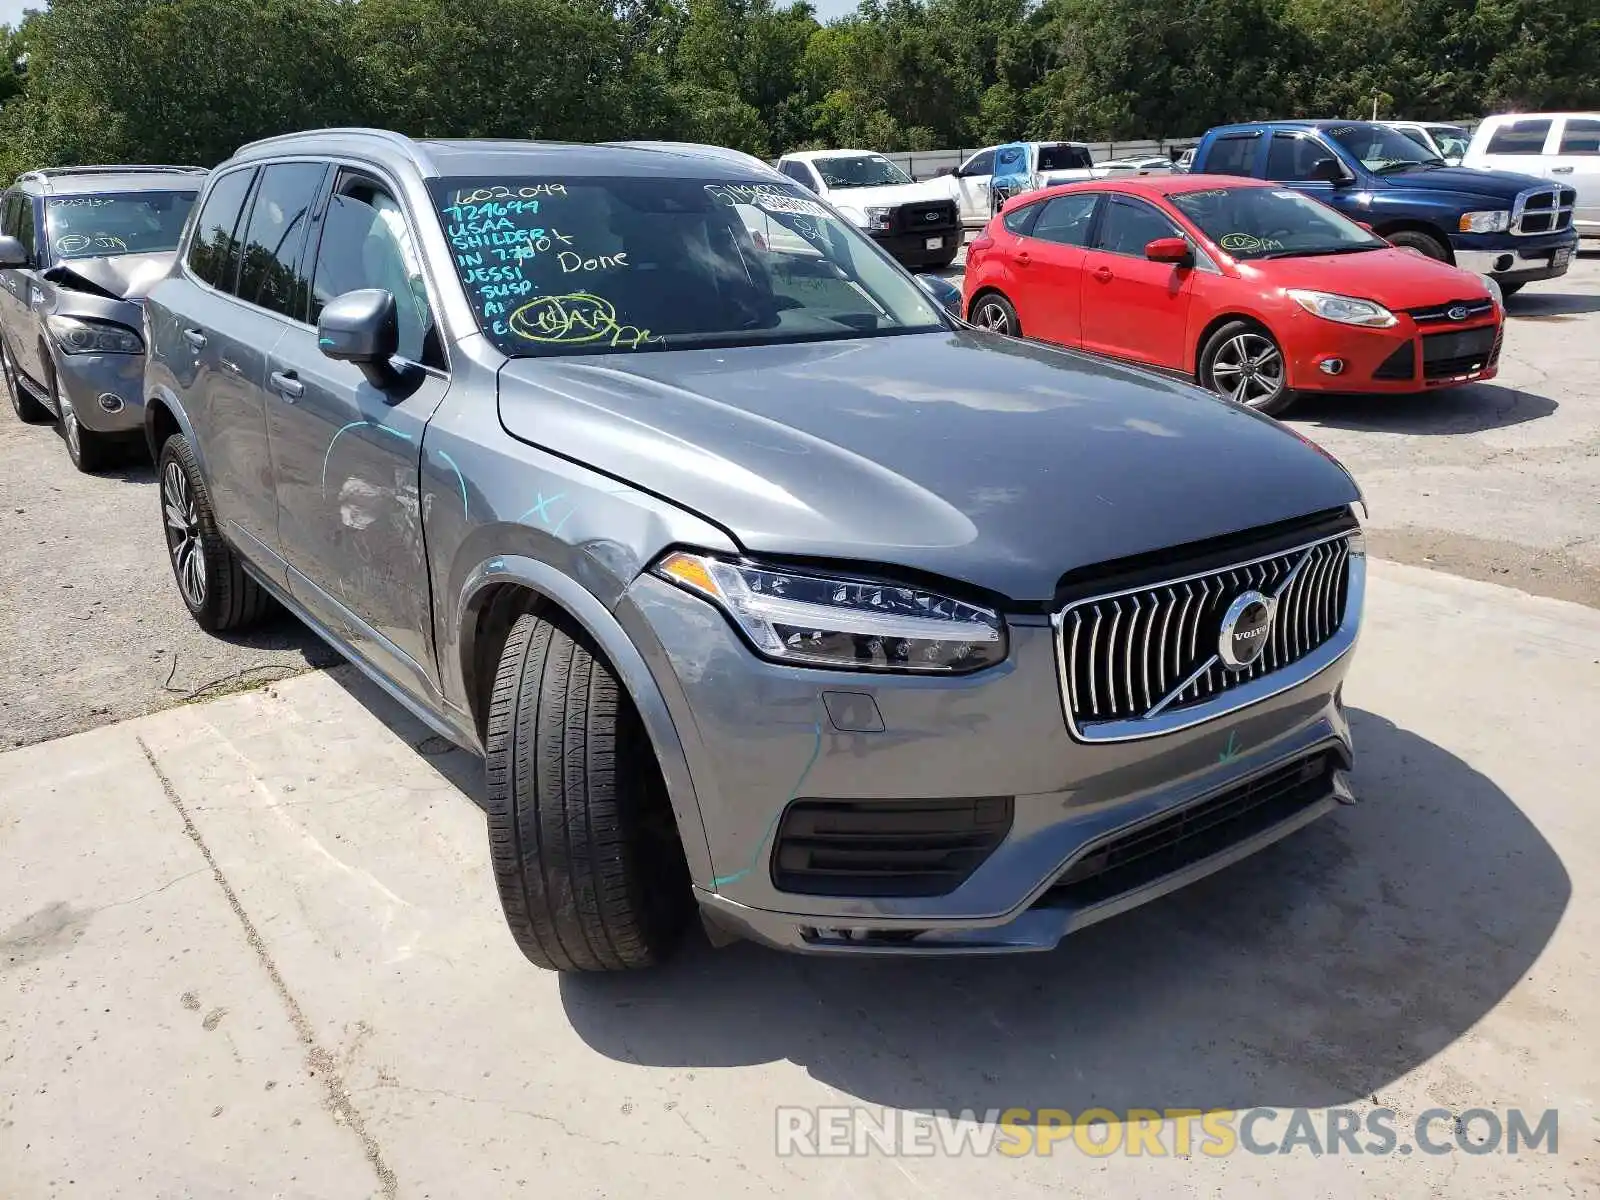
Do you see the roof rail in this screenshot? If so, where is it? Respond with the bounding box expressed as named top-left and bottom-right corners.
top-left (233, 127), bottom-right (425, 166)
top-left (16, 165), bottom-right (208, 182)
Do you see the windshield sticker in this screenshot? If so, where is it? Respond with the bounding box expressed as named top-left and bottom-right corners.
top-left (508, 293), bottom-right (659, 350)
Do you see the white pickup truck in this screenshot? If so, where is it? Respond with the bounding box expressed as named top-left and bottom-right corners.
top-left (773, 149), bottom-right (962, 267)
top-left (1463, 113), bottom-right (1600, 239)
top-left (921, 141), bottom-right (1099, 226)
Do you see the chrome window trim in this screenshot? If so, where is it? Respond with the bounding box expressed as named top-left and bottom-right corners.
top-left (1051, 530), bottom-right (1364, 744)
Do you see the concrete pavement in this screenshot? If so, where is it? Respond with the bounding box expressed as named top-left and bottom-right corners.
top-left (3, 559), bottom-right (1597, 1197)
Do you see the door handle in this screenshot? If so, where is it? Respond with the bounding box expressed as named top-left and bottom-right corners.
top-left (182, 328), bottom-right (207, 350)
top-left (1551, 166), bottom-right (1574, 174)
top-left (1093, 266), bottom-right (1114, 283)
top-left (1015, 251), bottom-right (1031, 266)
top-left (219, 357), bottom-right (243, 376)
top-left (269, 370), bottom-right (304, 401)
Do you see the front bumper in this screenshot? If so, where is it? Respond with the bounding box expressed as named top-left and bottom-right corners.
top-left (50, 347), bottom-right (146, 434)
top-left (616, 557), bottom-right (1362, 956)
top-left (871, 228), bottom-right (961, 265)
top-left (1284, 308), bottom-right (1502, 394)
top-left (1452, 229), bottom-right (1578, 284)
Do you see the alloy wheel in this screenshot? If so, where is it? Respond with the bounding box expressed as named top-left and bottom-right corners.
top-left (1209, 332), bottom-right (1285, 409)
top-left (61, 395), bottom-right (82, 461)
top-left (974, 301), bottom-right (1012, 334)
top-left (162, 460), bottom-right (206, 608)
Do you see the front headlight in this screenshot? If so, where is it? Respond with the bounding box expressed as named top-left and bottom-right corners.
top-left (654, 551), bottom-right (1006, 674)
top-left (862, 205), bottom-right (894, 232)
top-left (1478, 272), bottom-right (1504, 312)
top-left (1459, 210), bottom-right (1510, 234)
top-left (46, 315), bottom-right (143, 355)
top-left (836, 205), bottom-right (868, 227)
top-left (1287, 289), bottom-right (1397, 328)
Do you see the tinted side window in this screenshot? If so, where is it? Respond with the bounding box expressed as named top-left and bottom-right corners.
top-left (1094, 196), bottom-right (1180, 256)
top-left (11, 194), bottom-right (36, 260)
top-left (780, 161), bottom-right (817, 192)
top-left (1030, 193), bottom-right (1098, 246)
top-left (187, 168), bottom-right (256, 292)
top-left (1266, 133), bottom-right (1325, 181)
top-left (1206, 135), bottom-right (1260, 177)
top-left (1558, 119), bottom-right (1600, 155)
top-left (310, 174), bottom-right (442, 368)
top-left (1001, 201), bottom-right (1039, 235)
top-left (236, 162), bottom-right (325, 320)
top-left (963, 149), bottom-right (995, 176)
top-left (1485, 120), bottom-right (1552, 155)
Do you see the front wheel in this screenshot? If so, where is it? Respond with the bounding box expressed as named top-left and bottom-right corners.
top-left (1385, 229), bottom-right (1450, 262)
top-left (1498, 281), bottom-right (1525, 297)
top-left (969, 292), bottom-right (1020, 337)
top-left (1199, 321), bottom-right (1296, 416)
top-left (484, 612), bottom-right (693, 972)
top-left (2, 341), bottom-right (49, 423)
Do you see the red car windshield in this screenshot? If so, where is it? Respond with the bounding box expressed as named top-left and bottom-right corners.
top-left (1170, 187), bottom-right (1388, 260)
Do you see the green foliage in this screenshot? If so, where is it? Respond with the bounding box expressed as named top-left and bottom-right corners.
top-left (0, 0), bottom-right (1592, 178)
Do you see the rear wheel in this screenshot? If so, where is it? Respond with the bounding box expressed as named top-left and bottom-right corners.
top-left (484, 611), bottom-right (693, 972)
top-left (1199, 320), bottom-right (1296, 416)
top-left (157, 434), bottom-right (273, 631)
top-left (1385, 229), bottom-right (1450, 262)
top-left (1498, 281), bottom-right (1525, 297)
top-left (970, 292), bottom-right (1020, 337)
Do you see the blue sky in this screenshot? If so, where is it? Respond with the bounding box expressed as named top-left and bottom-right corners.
top-left (0, 0), bottom-right (863, 28)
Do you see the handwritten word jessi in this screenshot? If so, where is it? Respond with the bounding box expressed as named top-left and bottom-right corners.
top-left (505, 293), bottom-right (656, 350)
top-left (451, 184), bottom-right (568, 206)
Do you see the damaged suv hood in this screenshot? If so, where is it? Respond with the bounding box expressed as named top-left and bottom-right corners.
top-left (497, 332), bottom-right (1361, 602)
top-left (45, 252), bottom-right (175, 301)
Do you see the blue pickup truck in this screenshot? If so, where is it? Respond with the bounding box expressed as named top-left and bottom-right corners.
top-left (1190, 120), bottom-right (1579, 293)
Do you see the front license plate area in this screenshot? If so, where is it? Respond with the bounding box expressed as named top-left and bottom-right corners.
top-left (925, 237), bottom-right (944, 250)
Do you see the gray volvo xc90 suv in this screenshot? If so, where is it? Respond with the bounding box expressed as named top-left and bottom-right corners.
top-left (143, 129), bottom-right (1366, 971)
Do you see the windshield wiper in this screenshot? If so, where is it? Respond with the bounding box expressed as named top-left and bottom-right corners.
top-left (1257, 244), bottom-right (1382, 259)
top-left (1370, 160), bottom-right (1436, 174)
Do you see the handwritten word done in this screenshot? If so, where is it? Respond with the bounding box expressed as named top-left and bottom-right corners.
top-left (559, 250), bottom-right (628, 274)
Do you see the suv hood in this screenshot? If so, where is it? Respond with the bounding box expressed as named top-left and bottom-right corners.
top-left (497, 333), bottom-right (1360, 602)
top-left (43, 251), bottom-right (175, 301)
top-left (1378, 164), bottom-right (1548, 201)
top-left (824, 180), bottom-right (952, 210)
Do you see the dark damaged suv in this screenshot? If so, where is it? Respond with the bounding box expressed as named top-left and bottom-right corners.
top-left (143, 129), bottom-right (1367, 972)
top-left (0, 166), bottom-right (204, 470)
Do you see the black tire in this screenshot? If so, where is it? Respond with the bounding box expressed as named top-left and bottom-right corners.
top-left (1, 339), bottom-right (49, 423)
top-left (1199, 319), bottom-right (1296, 416)
top-left (484, 611), bottom-right (692, 972)
top-left (927, 249), bottom-right (959, 271)
top-left (1385, 229), bottom-right (1450, 262)
top-left (1499, 281), bottom-right (1525, 297)
top-left (44, 356), bottom-right (119, 473)
top-left (157, 433), bottom-right (273, 632)
top-left (969, 291), bottom-right (1020, 337)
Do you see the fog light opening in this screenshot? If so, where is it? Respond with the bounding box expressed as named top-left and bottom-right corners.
top-left (96, 393), bottom-right (124, 413)
top-left (1493, 254), bottom-right (1514, 273)
top-left (1318, 358), bottom-right (1345, 376)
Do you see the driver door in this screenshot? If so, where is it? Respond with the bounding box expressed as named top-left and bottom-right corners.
top-left (955, 149), bottom-right (995, 225)
top-left (1078, 194), bottom-right (1195, 369)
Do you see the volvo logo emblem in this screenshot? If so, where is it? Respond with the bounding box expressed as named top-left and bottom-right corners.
top-left (1447, 305), bottom-right (1469, 321)
top-left (1218, 590), bottom-right (1276, 671)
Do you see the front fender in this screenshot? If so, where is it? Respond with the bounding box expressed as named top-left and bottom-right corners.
top-left (454, 552), bottom-right (717, 888)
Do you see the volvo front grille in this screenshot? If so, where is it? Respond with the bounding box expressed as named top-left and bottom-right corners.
top-left (1053, 530), bottom-right (1364, 742)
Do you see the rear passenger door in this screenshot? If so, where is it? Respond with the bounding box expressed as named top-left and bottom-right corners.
top-left (1546, 116), bottom-right (1600, 231)
top-left (268, 167), bottom-right (450, 704)
top-left (162, 165), bottom-right (295, 577)
top-left (2, 192), bottom-right (47, 387)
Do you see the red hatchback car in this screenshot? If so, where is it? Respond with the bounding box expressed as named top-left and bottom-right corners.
top-left (962, 175), bottom-right (1504, 415)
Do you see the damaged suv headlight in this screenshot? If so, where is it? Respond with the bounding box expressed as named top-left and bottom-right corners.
top-left (654, 551), bottom-right (1006, 673)
top-left (46, 315), bottom-right (143, 355)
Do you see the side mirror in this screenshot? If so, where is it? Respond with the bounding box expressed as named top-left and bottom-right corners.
top-left (1310, 157), bottom-right (1351, 185)
top-left (1355, 221), bottom-right (1374, 232)
top-left (935, 166), bottom-right (956, 178)
top-left (914, 272), bottom-right (962, 317)
top-left (1145, 236), bottom-right (1193, 265)
top-left (318, 288), bottom-right (399, 389)
top-left (0, 234), bottom-right (28, 268)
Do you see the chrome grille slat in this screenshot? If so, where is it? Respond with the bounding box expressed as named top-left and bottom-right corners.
top-left (1057, 530), bottom-right (1357, 733)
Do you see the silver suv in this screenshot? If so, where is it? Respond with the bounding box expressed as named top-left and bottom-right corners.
top-left (0, 166), bottom-right (204, 470)
top-left (144, 129), bottom-right (1366, 972)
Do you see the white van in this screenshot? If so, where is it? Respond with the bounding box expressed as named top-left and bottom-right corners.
top-left (1463, 113), bottom-right (1600, 237)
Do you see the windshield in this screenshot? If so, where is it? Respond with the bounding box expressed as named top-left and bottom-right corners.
top-left (45, 191), bottom-right (198, 259)
top-left (1037, 144), bottom-right (1092, 172)
top-left (1170, 186), bottom-right (1388, 260)
top-left (1427, 125), bottom-right (1471, 159)
top-left (811, 155), bottom-right (914, 189)
top-left (430, 176), bottom-right (944, 357)
top-left (1324, 122), bottom-right (1444, 172)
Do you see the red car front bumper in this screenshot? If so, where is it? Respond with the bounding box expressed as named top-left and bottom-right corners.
top-left (1282, 308), bottom-right (1503, 395)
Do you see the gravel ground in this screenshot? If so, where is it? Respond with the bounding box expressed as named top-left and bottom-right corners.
top-left (2, 249), bottom-right (1596, 749)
